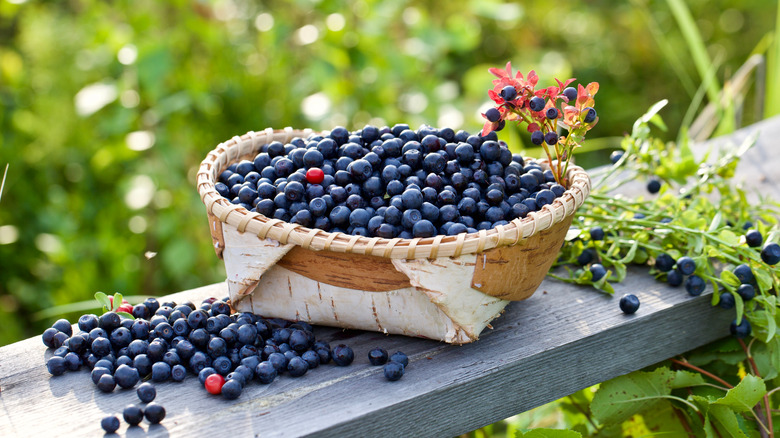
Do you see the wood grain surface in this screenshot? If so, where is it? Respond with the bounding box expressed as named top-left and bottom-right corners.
top-left (1, 116), bottom-right (779, 438)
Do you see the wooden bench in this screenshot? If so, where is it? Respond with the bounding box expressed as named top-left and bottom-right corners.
top-left (1, 116), bottom-right (779, 437)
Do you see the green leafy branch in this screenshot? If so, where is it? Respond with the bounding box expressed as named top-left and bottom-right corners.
top-left (94, 291), bottom-right (134, 320)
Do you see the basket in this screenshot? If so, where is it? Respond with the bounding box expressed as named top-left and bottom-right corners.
top-left (197, 128), bottom-right (591, 343)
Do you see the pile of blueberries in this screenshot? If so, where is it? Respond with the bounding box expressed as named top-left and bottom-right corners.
top-left (42, 297), bottom-right (409, 433)
top-left (215, 124), bottom-right (568, 238)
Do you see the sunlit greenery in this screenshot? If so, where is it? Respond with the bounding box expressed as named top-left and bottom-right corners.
top-left (0, 0), bottom-right (776, 358)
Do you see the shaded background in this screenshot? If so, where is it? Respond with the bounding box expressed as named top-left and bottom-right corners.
top-left (0, 0), bottom-right (777, 345)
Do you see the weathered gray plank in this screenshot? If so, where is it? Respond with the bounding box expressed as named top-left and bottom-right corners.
top-left (1, 116), bottom-right (779, 438)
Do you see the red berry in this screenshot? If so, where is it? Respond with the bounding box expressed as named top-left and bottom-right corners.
top-left (306, 168), bottom-right (325, 184)
top-left (205, 373), bottom-right (225, 395)
top-left (117, 305), bottom-right (133, 314)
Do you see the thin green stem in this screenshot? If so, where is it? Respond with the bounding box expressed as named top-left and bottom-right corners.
top-left (613, 395), bottom-right (700, 413)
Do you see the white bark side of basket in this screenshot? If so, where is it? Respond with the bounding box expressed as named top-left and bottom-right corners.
top-left (222, 224), bottom-right (294, 298)
top-left (230, 264), bottom-right (488, 344)
top-left (392, 257), bottom-right (510, 341)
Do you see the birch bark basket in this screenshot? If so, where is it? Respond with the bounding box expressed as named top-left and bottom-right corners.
top-left (198, 128), bottom-right (591, 344)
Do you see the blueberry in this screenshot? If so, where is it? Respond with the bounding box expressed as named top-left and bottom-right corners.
top-left (655, 253), bottom-right (675, 272)
top-left (545, 107), bottom-right (558, 119)
top-left (737, 284), bottom-right (755, 301)
top-left (46, 356), bottom-right (67, 376)
top-left (42, 327), bottom-right (60, 349)
top-left (378, 361), bottom-right (404, 382)
top-left (287, 356), bottom-right (309, 377)
top-left (544, 132), bottom-right (558, 145)
top-left (530, 130), bottom-right (544, 145)
top-left (301, 350), bottom-right (320, 369)
top-left (647, 179), bottom-right (661, 194)
top-left (221, 379), bottom-right (243, 400)
top-left (685, 275), bottom-right (706, 296)
top-left (97, 373), bottom-right (116, 392)
top-left (99, 312), bottom-right (121, 332)
top-left (485, 107), bottom-right (501, 122)
top-left (730, 318), bottom-right (751, 338)
top-left (52, 318), bottom-right (73, 336)
top-left (389, 351), bottom-right (409, 368)
top-left (267, 352), bottom-right (288, 372)
top-left (101, 415), bottom-right (120, 433)
top-left (733, 264), bottom-right (755, 285)
top-left (368, 348), bottom-right (388, 366)
top-left (256, 361), bottom-right (277, 384)
top-left (499, 85), bottom-right (517, 101)
top-left (676, 256), bottom-right (696, 276)
top-left (332, 344), bottom-right (355, 366)
top-left (562, 87), bottom-right (578, 103)
top-left (719, 292), bottom-right (735, 309)
top-left (576, 248), bottom-right (595, 266)
top-left (114, 364), bottom-right (140, 389)
top-left (136, 382), bottom-right (156, 403)
top-left (590, 264), bottom-right (607, 282)
top-left (582, 107), bottom-right (597, 123)
top-left (589, 227), bottom-right (605, 241)
top-left (741, 229), bottom-right (763, 249)
top-left (144, 402), bottom-right (166, 424)
top-left (667, 270), bottom-right (683, 287)
top-left (619, 294), bottom-right (640, 314)
top-left (213, 355), bottom-right (233, 375)
top-left (78, 314), bottom-right (99, 333)
top-left (123, 404), bottom-right (145, 426)
top-left (761, 243), bottom-right (780, 265)
top-left (529, 97), bottom-right (545, 112)
top-left (412, 219), bottom-right (435, 238)
top-left (609, 150), bottom-right (624, 164)
top-left (151, 362), bottom-right (171, 382)
top-left (91, 366), bottom-right (111, 385)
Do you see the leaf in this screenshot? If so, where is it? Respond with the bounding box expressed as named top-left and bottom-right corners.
top-left (565, 228), bottom-right (581, 241)
top-left (116, 311), bottom-right (135, 320)
top-left (708, 404), bottom-right (750, 438)
top-left (113, 292), bottom-right (123, 311)
top-left (640, 400), bottom-right (695, 437)
top-left (591, 368), bottom-right (674, 425)
top-left (750, 338), bottom-right (780, 380)
top-left (754, 268), bottom-right (773, 293)
top-left (712, 374), bottom-right (766, 412)
top-left (94, 292), bottom-right (111, 310)
top-left (708, 212), bottom-right (722, 232)
top-left (517, 429), bottom-right (582, 438)
top-left (717, 230), bottom-right (740, 247)
top-left (720, 270), bottom-right (741, 288)
top-left (670, 369), bottom-right (707, 388)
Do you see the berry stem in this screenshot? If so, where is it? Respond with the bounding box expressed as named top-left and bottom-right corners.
top-left (670, 358), bottom-right (733, 389)
top-left (738, 338), bottom-right (774, 438)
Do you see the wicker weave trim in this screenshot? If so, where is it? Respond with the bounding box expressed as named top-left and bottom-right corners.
top-left (197, 128), bottom-right (592, 260)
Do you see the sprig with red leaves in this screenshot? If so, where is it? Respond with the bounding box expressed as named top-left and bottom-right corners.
top-left (481, 62), bottom-right (599, 187)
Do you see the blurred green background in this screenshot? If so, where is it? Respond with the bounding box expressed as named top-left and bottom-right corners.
top-left (0, 0), bottom-right (777, 347)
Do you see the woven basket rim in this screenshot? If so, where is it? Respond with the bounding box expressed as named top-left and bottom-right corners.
top-left (197, 128), bottom-right (592, 259)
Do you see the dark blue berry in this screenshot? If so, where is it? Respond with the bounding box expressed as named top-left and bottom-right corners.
top-left (136, 382), bottom-right (156, 403)
top-left (733, 264), bottom-right (755, 285)
top-left (368, 348), bottom-right (388, 366)
top-left (221, 379), bottom-right (243, 400)
top-left (590, 264), bottom-right (607, 282)
top-left (114, 364), bottom-right (140, 389)
top-left (762, 243), bottom-right (780, 265)
top-left (609, 150), bottom-right (624, 164)
top-left (144, 402), bottom-right (166, 424)
top-left (576, 248), bottom-right (596, 266)
top-left (332, 344), bottom-right (354, 366)
top-left (685, 275), bottom-right (706, 296)
top-left (719, 292), bottom-right (735, 309)
top-left (737, 284), bottom-right (755, 301)
top-left (301, 350), bottom-right (320, 369)
top-left (529, 96), bottom-right (545, 112)
top-left (123, 405), bottom-right (144, 426)
top-left (730, 318), bottom-right (751, 338)
top-left (389, 351), bottom-right (409, 368)
top-left (589, 227), bottom-right (605, 241)
top-left (46, 356), bottom-right (67, 376)
top-left (530, 131), bottom-right (544, 145)
top-left (655, 253), bottom-right (675, 272)
top-left (52, 318), bottom-right (73, 336)
top-left (544, 132), bottom-right (558, 145)
top-left (583, 107), bottom-right (597, 123)
top-left (619, 294), bottom-right (640, 314)
top-left (745, 230), bottom-right (763, 248)
top-left (287, 356), bottom-right (309, 377)
top-left (151, 362), bottom-right (171, 382)
top-left (485, 107), bottom-right (501, 122)
top-left (384, 361), bottom-right (404, 381)
top-left (499, 85), bottom-right (517, 101)
top-left (676, 256), bottom-right (696, 276)
top-left (667, 270), bottom-right (683, 287)
top-left (562, 87), bottom-right (578, 103)
top-left (546, 107), bottom-right (558, 119)
top-left (647, 179), bottom-right (661, 194)
top-left (78, 314), bottom-right (99, 333)
top-left (99, 312), bottom-right (121, 332)
top-left (97, 373), bottom-right (116, 392)
top-left (101, 416), bottom-right (120, 433)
